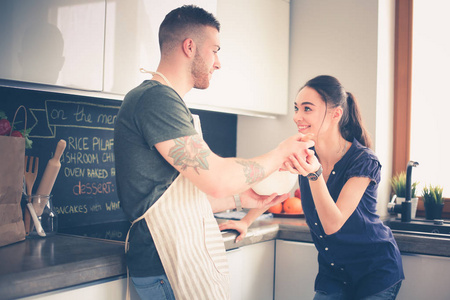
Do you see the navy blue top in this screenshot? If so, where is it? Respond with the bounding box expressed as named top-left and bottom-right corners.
top-left (299, 139), bottom-right (404, 299)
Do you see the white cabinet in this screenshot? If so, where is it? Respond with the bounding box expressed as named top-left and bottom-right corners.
top-left (22, 277), bottom-right (139, 300)
top-left (103, 0), bottom-right (217, 95)
top-left (227, 240), bottom-right (275, 300)
top-left (397, 253), bottom-right (450, 300)
top-left (103, 0), bottom-right (290, 117)
top-left (275, 240), bottom-right (318, 300)
top-left (274, 240), bottom-right (450, 300)
top-left (184, 0), bottom-right (290, 116)
top-left (0, 0), bottom-right (105, 90)
top-left (1, 0), bottom-right (289, 116)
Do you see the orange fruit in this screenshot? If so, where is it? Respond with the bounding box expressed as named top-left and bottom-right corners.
top-left (283, 197), bottom-right (303, 214)
top-left (267, 202), bottom-right (283, 214)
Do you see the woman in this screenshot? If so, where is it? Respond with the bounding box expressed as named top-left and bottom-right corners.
top-left (220, 75), bottom-right (404, 300)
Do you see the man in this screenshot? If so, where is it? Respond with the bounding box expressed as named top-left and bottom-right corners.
top-left (114, 5), bottom-right (313, 300)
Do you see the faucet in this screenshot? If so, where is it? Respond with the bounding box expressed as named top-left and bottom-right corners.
top-left (388, 160), bottom-right (419, 222)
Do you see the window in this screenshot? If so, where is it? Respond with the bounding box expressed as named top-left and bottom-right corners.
top-left (394, 0), bottom-right (449, 198)
top-left (410, 0), bottom-right (450, 197)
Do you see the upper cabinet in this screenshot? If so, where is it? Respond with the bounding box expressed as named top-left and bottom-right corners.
top-left (0, 0), bottom-right (290, 116)
top-left (0, 0), bottom-right (105, 90)
top-left (185, 0), bottom-right (290, 116)
top-left (103, 0), bottom-right (217, 95)
top-left (103, 0), bottom-right (290, 116)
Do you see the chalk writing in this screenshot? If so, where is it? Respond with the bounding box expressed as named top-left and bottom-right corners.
top-left (90, 204), bottom-right (102, 212)
top-left (63, 152), bottom-right (99, 164)
top-left (55, 205), bottom-right (89, 215)
top-left (92, 137), bottom-right (114, 151)
top-left (97, 113), bottom-right (117, 125)
top-left (105, 230), bottom-right (123, 240)
top-left (105, 201), bottom-right (121, 211)
top-left (45, 100), bottom-right (119, 130)
top-left (73, 181), bottom-right (115, 196)
top-left (86, 168), bottom-right (109, 179)
top-left (102, 153), bottom-right (115, 163)
top-left (68, 136), bottom-right (89, 150)
top-left (64, 167), bottom-right (85, 178)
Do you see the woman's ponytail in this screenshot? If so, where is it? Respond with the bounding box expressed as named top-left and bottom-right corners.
top-left (340, 92), bottom-right (372, 148)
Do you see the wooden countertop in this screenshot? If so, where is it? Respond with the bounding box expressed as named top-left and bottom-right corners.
top-left (0, 234), bottom-right (125, 300)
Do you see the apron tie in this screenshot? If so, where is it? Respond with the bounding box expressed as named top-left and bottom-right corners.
top-left (125, 214), bottom-right (146, 300)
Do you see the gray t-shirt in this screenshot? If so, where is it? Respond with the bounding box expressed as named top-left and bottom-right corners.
top-left (114, 80), bottom-right (197, 276)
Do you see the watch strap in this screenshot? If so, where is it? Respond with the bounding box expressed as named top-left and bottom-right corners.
top-left (233, 194), bottom-right (243, 211)
top-left (307, 165), bottom-right (323, 181)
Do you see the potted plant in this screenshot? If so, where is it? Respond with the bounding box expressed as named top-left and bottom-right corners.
top-left (390, 172), bottom-right (419, 219)
top-left (422, 184), bottom-right (444, 220)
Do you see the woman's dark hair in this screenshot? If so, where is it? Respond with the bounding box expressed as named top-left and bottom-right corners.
top-left (301, 75), bottom-right (372, 148)
top-left (159, 5), bottom-right (220, 51)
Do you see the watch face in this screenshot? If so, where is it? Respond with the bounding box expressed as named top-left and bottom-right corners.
top-left (307, 165), bottom-right (322, 181)
top-left (307, 173), bottom-right (318, 181)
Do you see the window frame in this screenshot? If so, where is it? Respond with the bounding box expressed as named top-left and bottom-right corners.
top-left (393, 0), bottom-right (413, 177)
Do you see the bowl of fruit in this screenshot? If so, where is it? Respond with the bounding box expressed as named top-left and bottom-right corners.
top-left (268, 188), bottom-right (303, 217)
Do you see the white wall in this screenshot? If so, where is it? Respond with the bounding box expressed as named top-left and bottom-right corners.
top-left (236, 0), bottom-right (395, 216)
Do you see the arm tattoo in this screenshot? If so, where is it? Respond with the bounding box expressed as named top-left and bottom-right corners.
top-left (168, 135), bottom-right (210, 174)
top-left (236, 160), bottom-right (265, 184)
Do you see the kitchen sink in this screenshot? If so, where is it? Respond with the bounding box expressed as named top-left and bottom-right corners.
top-left (386, 218), bottom-right (450, 236)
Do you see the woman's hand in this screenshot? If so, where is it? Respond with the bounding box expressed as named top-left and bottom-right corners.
top-left (285, 149), bottom-right (321, 176)
top-left (219, 220), bottom-right (248, 243)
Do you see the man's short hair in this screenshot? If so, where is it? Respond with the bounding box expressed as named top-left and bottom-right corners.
top-left (159, 5), bottom-right (220, 52)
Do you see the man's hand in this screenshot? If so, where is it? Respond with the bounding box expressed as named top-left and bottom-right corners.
top-left (241, 188), bottom-right (289, 209)
top-left (284, 148), bottom-right (320, 176)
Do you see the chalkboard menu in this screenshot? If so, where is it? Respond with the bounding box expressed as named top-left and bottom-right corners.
top-left (0, 84), bottom-right (237, 229)
top-left (1, 86), bottom-right (124, 228)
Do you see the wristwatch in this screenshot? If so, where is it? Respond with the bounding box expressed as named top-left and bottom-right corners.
top-left (233, 194), bottom-right (243, 211)
top-left (307, 165), bottom-right (323, 181)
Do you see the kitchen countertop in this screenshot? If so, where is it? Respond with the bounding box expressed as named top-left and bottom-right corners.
top-left (1, 216), bottom-right (449, 299)
top-left (0, 234), bottom-right (126, 300)
top-left (219, 217), bottom-right (450, 257)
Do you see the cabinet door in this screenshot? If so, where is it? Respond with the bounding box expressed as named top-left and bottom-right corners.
top-left (275, 240), bottom-right (318, 300)
top-left (103, 0), bottom-right (217, 95)
top-left (227, 247), bottom-right (244, 300)
top-left (397, 253), bottom-right (450, 300)
top-left (0, 0), bottom-right (105, 90)
top-left (227, 240), bottom-right (275, 300)
top-left (184, 0), bottom-right (290, 116)
top-left (22, 277), bottom-right (140, 300)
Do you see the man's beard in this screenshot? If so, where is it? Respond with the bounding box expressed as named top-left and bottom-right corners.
top-left (191, 51), bottom-right (210, 90)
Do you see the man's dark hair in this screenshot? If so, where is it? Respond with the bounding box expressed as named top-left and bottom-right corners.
top-left (159, 5), bottom-right (220, 52)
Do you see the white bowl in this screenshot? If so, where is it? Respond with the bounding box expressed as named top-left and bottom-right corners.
top-left (252, 171), bottom-right (298, 195)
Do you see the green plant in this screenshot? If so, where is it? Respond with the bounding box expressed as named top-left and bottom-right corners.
top-left (390, 172), bottom-right (419, 198)
top-left (422, 184), bottom-right (444, 205)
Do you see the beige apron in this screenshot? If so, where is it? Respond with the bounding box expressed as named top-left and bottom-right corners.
top-left (125, 74), bottom-right (230, 299)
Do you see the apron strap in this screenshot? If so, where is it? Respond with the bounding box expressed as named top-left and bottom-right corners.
top-left (140, 68), bottom-right (174, 89)
top-left (125, 214), bottom-right (146, 300)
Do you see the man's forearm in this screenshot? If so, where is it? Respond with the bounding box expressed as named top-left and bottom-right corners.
top-left (207, 194), bottom-right (235, 213)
